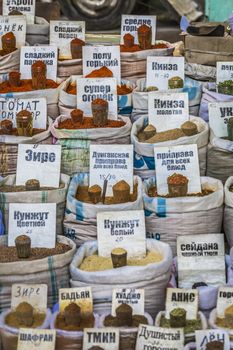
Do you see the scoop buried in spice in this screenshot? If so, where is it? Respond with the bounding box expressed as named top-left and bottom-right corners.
top-left (170, 308), bottom-right (187, 328)
top-left (25, 179), bottom-right (40, 191)
top-left (88, 184), bottom-right (102, 204)
top-left (123, 33), bottom-right (135, 48)
top-left (104, 303), bottom-right (148, 328)
top-left (111, 247), bottom-right (127, 268)
top-left (15, 235), bottom-right (31, 259)
top-left (91, 98), bottom-right (109, 127)
top-left (6, 301), bottom-right (46, 329)
top-left (9, 71), bottom-right (21, 88)
top-left (112, 180), bottom-right (130, 204)
top-left (143, 124), bottom-right (157, 140)
top-left (167, 173), bottom-right (189, 197)
top-left (1, 31), bottom-right (17, 56)
top-left (70, 38), bottom-right (85, 59)
top-left (85, 66), bottom-right (113, 78)
top-left (31, 60), bottom-right (47, 90)
top-left (181, 121), bottom-right (198, 136)
top-left (70, 109), bottom-right (84, 126)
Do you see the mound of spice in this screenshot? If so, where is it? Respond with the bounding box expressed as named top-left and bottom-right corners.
top-left (85, 66), bottom-right (113, 78)
top-left (112, 180), bottom-right (130, 203)
top-left (0, 31), bottom-right (17, 56)
top-left (58, 116), bottom-right (125, 130)
top-left (104, 304), bottom-right (148, 327)
top-left (167, 173), bottom-right (189, 197)
top-left (55, 302), bottom-right (94, 331)
top-left (0, 78), bottom-right (58, 93)
top-left (6, 302), bottom-right (46, 328)
top-left (148, 184), bottom-right (213, 198)
top-left (218, 80), bottom-right (233, 95)
top-left (181, 121), bottom-right (198, 136)
top-left (0, 182), bottom-right (64, 193)
top-left (120, 41), bottom-right (168, 53)
top-left (206, 341), bottom-right (224, 350)
top-left (0, 126), bottom-right (46, 136)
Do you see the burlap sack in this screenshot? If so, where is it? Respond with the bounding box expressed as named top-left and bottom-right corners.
top-left (0, 235), bottom-right (76, 311)
top-left (26, 17), bottom-right (49, 45)
top-left (0, 173), bottom-right (70, 236)
top-left (70, 239), bottom-right (173, 318)
top-left (0, 49), bottom-right (20, 84)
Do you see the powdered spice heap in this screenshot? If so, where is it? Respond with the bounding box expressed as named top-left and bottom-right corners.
top-left (6, 302), bottom-right (46, 328)
top-left (56, 303), bottom-right (95, 331)
top-left (1, 31), bottom-right (17, 56)
top-left (123, 33), bottom-right (135, 48)
top-left (64, 303), bottom-right (81, 327)
top-left (112, 180), bottom-right (130, 203)
top-left (70, 38), bottom-right (85, 59)
top-left (58, 117), bottom-right (125, 130)
top-left (0, 79), bottom-right (58, 94)
top-left (15, 302), bottom-right (34, 327)
top-left (85, 66), bottom-right (113, 78)
top-left (104, 303), bottom-right (148, 328)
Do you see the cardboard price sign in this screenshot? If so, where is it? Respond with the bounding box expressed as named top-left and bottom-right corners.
top-left (17, 329), bottom-right (56, 350)
top-left (112, 288), bottom-right (144, 316)
top-left (0, 98), bottom-right (47, 129)
top-left (195, 329), bottom-right (230, 350)
top-left (50, 20), bottom-right (85, 59)
top-left (165, 288), bottom-right (198, 320)
top-left (59, 287), bottom-right (93, 314)
top-left (216, 287), bottom-right (233, 318)
top-left (177, 234), bottom-right (226, 289)
top-left (3, 0), bottom-right (35, 24)
top-left (147, 57), bottom-right (185, 91)
top-left (121, 15), bottom-right (156, 45)
top-left (0, 15), bottom-right (26, 48)
top-left (217, 62), bottom-right (233, 84)
top-left (148, 92), bottom-right (189, 132)
top-left (20, 46), bottom-right (58, 81)
top-left (11, 284), bottom-right (47, 312)
top-left (136, 325), bottom-right (184, 350)
top-left (154, 144), bottom-right (201, 196)
top-left (16, 144), bottom-right (61, 188)
top-left (83, 328), bottom-right (120, 350)
top-left (97, 209), bottom-right (146, 259)
top-left (77, 77), bottom-right (118, 120)
top-left (89, 144), bottom-right (133, 197)
top-left (83, 45), bottom-right (121, 83)
top-left (8, 203), bottom-right (56, 248)
top-left (208, 102), bottom-right (233, 138)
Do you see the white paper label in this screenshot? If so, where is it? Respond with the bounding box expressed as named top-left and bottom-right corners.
top-left (8, 203), bottom-right (56, 248)
top-left (216, 287), bottom-right (233, 318)
top-left (112, 288), bottom-right (144, 316)
top-left (165, 288), bottom-right (198, 320)
top-left (121, 15), bottom-right (156, 45)
top-left (20, 46), bottom-right (58, 81)
top-left (3, 0), bottom-right (35, 24)
top-left (59, 287), bottom-right (93, 314)
top-left (97, 209), bottom-right (146, 259)
top-left (208, 101), bottom-right (233, 138)
top-left (83, 45), bottom-right (121, 83)
top-left (147, 57), bottom-right (185, 91)
top-left (177, 234), bottom-right (226, 288)
top-left (136, 325), bottom-right (184, 350)
top-left (0, 15), bottom-right (26, 48)
top-left (77, 77), bottom-right (118, 120)
top-left (196, 329), bottom-right (230, 350)
top-left (83, 328), bottom-right (120, 350)
top-left (89, 144), bottom-right (133, 197)
top-left (16, 144), bottom-right (61, 188)
top-left (217, 62), bottom-right (233, 84)
top-left (154, 144), bottom-right (201, 196)
top-left (0, 98), bottom-right (47, 129)
top-left (11, 284), bottom-right (47, 312)
top-left (50, 20), bottom-right (85, 59)
top-left (17, 329), bottom-right (56, 350)
top-left (148, 92), bottom-right (189, 132)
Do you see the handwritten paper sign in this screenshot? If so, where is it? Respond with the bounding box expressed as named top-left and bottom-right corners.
top-left (0, 15), bottom-right (26, 48)
top-left (216, 287), bottom-right (233, 318)
top-left (0, 98), bottom-right (47, 129)
top-left (217, 62), bottom-right (233, 84)
top-left (154, 144), bottom-right (201, 196)
top-left (77, 77), bottom-right (118, 119)
top-left (209, 102), bottom-right (233, 138)
top-left (89, 144), bottom-right (133, 197)
top-left (97, 210), bottom-right (146, 259)
top-left (83, 45), bottom-right (121, 83)
top-left (165, 288), bottom-right (198, 320)
top-left (11, 284), bottom-right (47, 312)
top-left (121, 15), bottom-right (156, 45)
top-left (136, 325), bottom-right (184, 350)
top-left (16, 144), bottom-right (61, 188)
top-left (112, 288), bottom-right (144, 316)
top-left (50, 20), bottom-right (85, 59)
top-left (3, 0), bottom-right (35, 24)
top-left (59, 287), bottom-right (93, 314)
top-left (20, 46), bottom-right (58, 80)
top-left (147, 57), bottom-right (185, 91)
top-left (148, 92), bottom-right (189, 131)
top-left (83, 328), bottom-right (120, 350)
top-left (195, 329), bottom-right (230, 350)
top-left (177, 234), bottom-right (226, 289)
top-left (17, 329), bottom-right (56, 350)
top-left (8, 203), bottom-right (56, 248)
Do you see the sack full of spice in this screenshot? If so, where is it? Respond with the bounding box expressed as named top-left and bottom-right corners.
top-left (26, 17), bottom-right (49, 45)
top-left (70, 239), bottom-right (172, 318)
top-left (143, 176), bottom-right (223, 255)
top-left (131, 116), bottom-right (209, 179)
top-left (64, 173), bottom-right (143, 246)
top-left (0, 173), bottom-right (70, 236)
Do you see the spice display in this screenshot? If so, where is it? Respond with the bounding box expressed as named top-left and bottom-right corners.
top-left (71, 109), bottom-right (84, 125)
top-left (15, 235), bottom-right (31, 258)
top-left (112, 180), bottom-right (130, 203)
top-left (137, 24), bottom-right (152, 50)
top-left (5, 302), bottom-right (46, 328)
top-left (120, 42), bottom-right (169, 53)
top-left (138, 127), bottom-right (185, 143)
top-left (0, 79), bottom-right (58, 93)
top-left (0, 182), bottom-right (64, 192)
top-left (147, 185), bottom-right (213, 198)
top-left (31, 60), bottom-right (47, 90)
top-left (16, 110), bottom-right (33, 137)
top-left (85, 66), bottom-right (113, 78)
top-left (104, 304), bottom-right (148, 327)
top-left (70, 38), bottom-right (85, 59)
top-left (9, 71), bottom-right (21, 87)
top-left (25, 179), bottom-right (40, 191)
top-left (0, 120), bottom-right (13, 134)
top-left (168, 76), bottom-right (184, 89)
top-left (206, 341), bottom-right (224, 350)
top-left (58, 116), bottom-right (125, 130)
top-left (66, 81), bottom-right (132, 95)
top-left (91, 99), bottom-right (109, 127)
top-left (181, 121), bottom-right (198, 136)
top-left (79, 250), bottom-right (163, 272)
top-left (111, 247), bottom-right (127, 268)
top-left (227, 117), bottom-right (233, 141)
top-left (143, 124), bottom-right (157, 139)
top-left (88, 185), bottom-right (102, 204)
top-left (160, 314), bottom-right (202, 334)
top-left (167, 173), bottom-right (189, 197)
top-left (170, 308), bottom-right (186, 327)
top-left (1, 32), bottom-right (17, 56)
top-left (123, 33), bottom-right (135, 48)
top-left (218, 80), bottom-right (233, 95)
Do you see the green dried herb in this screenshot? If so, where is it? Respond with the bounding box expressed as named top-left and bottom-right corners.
top-left (218, 80), bottom-right (233, 95)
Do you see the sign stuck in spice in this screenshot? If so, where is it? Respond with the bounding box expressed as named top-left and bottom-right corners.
top-left (208, 101), bottom-right (233, 138)
top-left (11, 284), bottom-right (47, 312)
top-left (59, 287), bottom-right (93, 314)
top-left (17, 329), bottom-right (56, 350)
top-left (3, 0), bottom-right (35, 24)
top-left (165, 288), bottom-right (198, 320)
top-left (83, 328), bottom-right (120, 350)
top-left (121, 15), bottom-right (156, 45)
top-left (112, 288), bottom-right (145, 316)
top-left (0, 15), bottom-right (26, 48)
top-left (195, 329), bottom-right (230, 350)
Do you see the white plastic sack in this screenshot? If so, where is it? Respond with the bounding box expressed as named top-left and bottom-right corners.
top-left (26, 17), bottom-right (49, 45)
top-left (70, 239), bottom-right (173, 318)
top-left (131, 116), bottom-right (209, 179)
top-left (185, 62), bottom-right (216, 81)
top-left (64, 174), bottom-right (143, 246)
top-left (0, 49), bottom-right (20, 84)
top-left (224, 177), bottom-right (233, 247)
top-left (209, 308), bottom-right (233, 338)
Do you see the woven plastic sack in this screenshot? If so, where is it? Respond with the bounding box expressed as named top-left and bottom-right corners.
top-left (0, 308), bottom-right (51, 350)
top-left (131, 116), bottom-right (209, 179)
top-left (224, 177), bottom-right (233, 247)
top-left (0, 173), bottom-right (70, 236)
top-left (0, 235), bottom-right (76, 311)
top-left (64, 174), bottom-right (143, 246)
top-left (26, 17), bottom-right (49, 45)
top-left (70, 239), bottom-right (173, 318)
top-left (0, 49), bottom-right (20, 84)
top-left (185, 62), bottom-right (216, 81)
